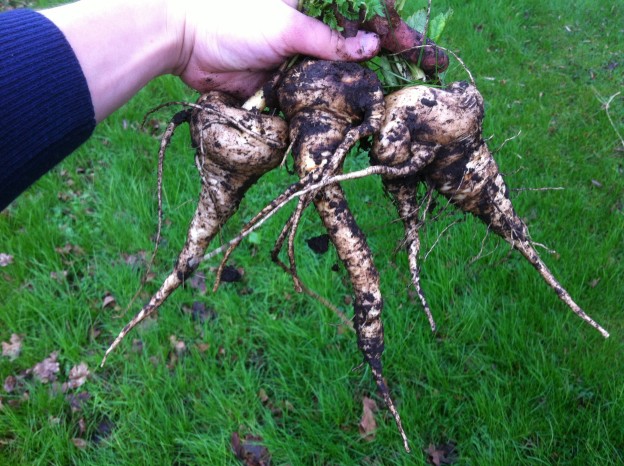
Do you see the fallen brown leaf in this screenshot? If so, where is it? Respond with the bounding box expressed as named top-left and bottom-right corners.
top-left (78, 417), bottom-right (87, 436)
top-left (89, 324), bottom-right (103, 341)
top-left (55, 243), bottom-right (85, 256)
top-left (0, 435), bottom-right (14, 446)
top-left (32, 352), bottom-right (60, 384)
top-left (7, 391), bottom-right (29, 408)
top-left (102, 293), bottom-right (117, 309)
top-left (4, 375), bottom-right (18, 393)
top-left (167, 335), bottom-right (187, 369)
top-left (359, 397), bottom-right (378, 441)
top-left (62, 362), bottom-right (89, 391)
top-left (258, 388), bottom-right (269, 404)
top-left (195, 342), bottom-right (210, 353)
top-left (71, 438), bottom-right (88, 449)
top-left (187, 273), bottom-right (207, 294)
top-left (169, 335), bottom-right (187, 356)
top-left (0, 253), bottom-right (13, 267)
top-left (231, 432), bottom-right (271, 466)
top-left (182, 301), bottom-right (217, 323)
top-left (426, 441), bottom-right (458, 466)
top-left (121, 250), bottom-right (147, 268)
top-left (132, 339), bottom-right (144, 353)
top-left (91, 417), bottom-right (115, 445)
top-left (66, 392), bottom-right (91, 413)
top-left (1, 334), bottom-right (24, 361)
top-left (50, 270), bottom-right (68, 282)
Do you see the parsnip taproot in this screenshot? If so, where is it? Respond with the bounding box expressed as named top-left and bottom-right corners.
top-left (372, 82), bottom-right (609, 338)
top-left (274, 59), bottom-right (411, 452)
top-left (102, 91), bottom-right (288, 364)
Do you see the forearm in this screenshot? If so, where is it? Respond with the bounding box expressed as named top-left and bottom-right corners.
top-left (0, 9), bottom-right (95, 211)
top-left (41, 0), bottom-right (182, 122)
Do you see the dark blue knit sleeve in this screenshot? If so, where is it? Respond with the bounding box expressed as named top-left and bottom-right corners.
top-left (0, 9), bottom-right (96, 211)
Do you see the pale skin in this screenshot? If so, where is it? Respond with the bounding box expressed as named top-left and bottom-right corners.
top-left (41, 0), bottom-right (381, 122)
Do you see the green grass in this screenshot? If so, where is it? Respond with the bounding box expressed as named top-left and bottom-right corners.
top-left (1, 0), bottom-right (623, 464)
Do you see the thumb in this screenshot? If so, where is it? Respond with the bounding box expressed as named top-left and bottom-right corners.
top-left (283, 12), bottom-right (380, 61)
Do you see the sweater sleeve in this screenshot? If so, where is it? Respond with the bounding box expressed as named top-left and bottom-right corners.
top-left (0, 8), bottom-right (96, 211)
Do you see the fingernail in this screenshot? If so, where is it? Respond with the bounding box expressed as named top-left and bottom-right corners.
top-left (359, 32), bottom-right (380, 57)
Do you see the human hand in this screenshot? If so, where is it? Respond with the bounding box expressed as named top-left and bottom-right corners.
top-left (170, 0), bottom-right (381, 98)
top-left (41, 0), bottom-right (380, 121)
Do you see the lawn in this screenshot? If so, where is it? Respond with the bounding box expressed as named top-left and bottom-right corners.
top-left (1, 0), bottom-right (623, 464)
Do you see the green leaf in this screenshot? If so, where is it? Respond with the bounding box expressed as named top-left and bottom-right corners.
top-left (248, 232), bottom-right (261, 246)
top-left (406, 9), bottom-right (428, 33)
top-left (429, 9), bottom-right (453, 42)
top-left (302, 0), bottom-right (385, 24)
top-left (405, 8), bottom-right (453, 42)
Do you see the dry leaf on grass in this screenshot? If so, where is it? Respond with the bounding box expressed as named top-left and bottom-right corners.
top-left (359, 396), bottom-right (378, 441)
top-left (169, 335), bottom-right (187, 356)
top-left (426, 441), bottom-right (459, 466)
top-left (186, 273), bottom-right (207, 294)
top-left (182, 301), bottom-right (217, 323)
top-left (131, 339), bottom-right (144, 353)
top-left (0, 253), bottom-right (13, 267)
top-left (4, 375), bottom-right (18, 393)
top-left (231, 432), bottom-right (271, 466)
top-left (1, 334), bottom-right (24, 361)
top-left (102, 292), bottom-right (117, 309)
top-left (121, 250), bottom-right (147, 268)
top-left (195, 342), bottom-right (210, 353)
top-left (32, 352), bottom-right (60, 384)
top-left (55, 243), bottom-right (85, 257)
top-left (66, 392), bottom-right (91, 413)
top-left (91, 417), bottom-right (115, 445)
top-left (71, 438), bottom-right (88, 449)
top-left (257, 388), bottom-right (292, 419)
top-left (62, 362), bottom-right (90, 391)
top-left (167, 335), bottom-right (187, 369)
top-left (49, 270), bottom-right (68, 282)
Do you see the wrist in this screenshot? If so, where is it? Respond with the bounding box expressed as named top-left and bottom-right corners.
top-left (42, 0), bottom-right (185, 122)
top-left (163, 0), bottom-right (197, 77)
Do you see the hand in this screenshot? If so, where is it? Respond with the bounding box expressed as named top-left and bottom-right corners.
top-left (42, 0), bottom-right (380, 121)
top-left (172, 0), bottom-right (381, 98)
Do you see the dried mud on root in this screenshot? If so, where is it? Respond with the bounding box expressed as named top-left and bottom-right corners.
top-left (372, 81), bottom-right (609, 338)
top-left (274, 59), bottom-right (410, 450)
top-left (102, 92), bottom-right (288, 365)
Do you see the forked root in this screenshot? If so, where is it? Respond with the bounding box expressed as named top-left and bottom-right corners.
top-left (373, 80), bottom-right (609, 339)
top-left (102, 92), bottom-right (287, 365)
top-left (102, 111), bottom-right (190, 365)
top-left (203, 164), bottom-right (425, 266)
top-left (269, 193), bottom-right (354, 330)
top-left (314, 184), bottom-right (410, 451)
top-left (384, 179), bottom-right (437, 332)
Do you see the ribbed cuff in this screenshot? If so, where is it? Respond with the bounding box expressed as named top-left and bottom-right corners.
top-left (0, 8), bottom-right (96, 211)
